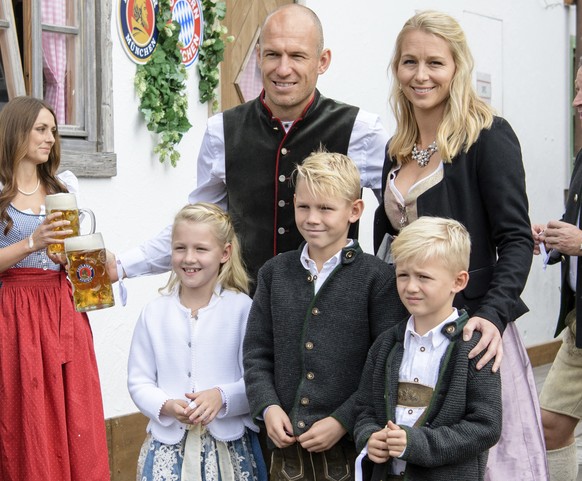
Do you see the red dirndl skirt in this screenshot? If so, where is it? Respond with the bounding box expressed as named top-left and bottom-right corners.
top-left (0, 268), bottom-right (110, 481)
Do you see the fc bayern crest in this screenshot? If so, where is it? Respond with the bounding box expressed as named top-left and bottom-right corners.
top-left (171, 0), bottom-right (203, 68)
top-left (118, 0), bottom-right (159, 64)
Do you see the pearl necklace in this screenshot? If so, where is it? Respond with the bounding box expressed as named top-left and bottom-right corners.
top-left (17, 179), bottom-right (41, 196)
top-left (412, 141), bottom-right (438, 168)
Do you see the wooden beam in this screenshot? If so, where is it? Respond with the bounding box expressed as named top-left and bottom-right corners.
top-left (60, 150), bottom-right (117, 177)
top-left (526, 339), bottom-right (562, 367)
top-left (106, 413), bottom-right (149, 481)
top-left (0, 0), bottom-right (25, 98)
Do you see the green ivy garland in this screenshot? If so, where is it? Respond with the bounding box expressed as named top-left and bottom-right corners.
top-left (135, 0), bottom-right (231, 166)
top-left (135, 0), bottom-right (191, 167)
top-left (198, 0), bottom-right (233, 113)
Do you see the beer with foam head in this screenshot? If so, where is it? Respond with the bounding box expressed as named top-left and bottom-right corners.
top-left (45, 193), bottom-right (95, 254)
top-left (65, 233), bottom-right (114, 312)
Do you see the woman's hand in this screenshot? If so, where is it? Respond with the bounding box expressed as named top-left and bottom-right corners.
top-left (463, 316), bottom-right (503, 372)
top-left (31, 212), bottom-right (72, 251)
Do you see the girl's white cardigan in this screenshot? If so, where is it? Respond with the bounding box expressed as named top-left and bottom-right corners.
top-left (127, 286), bottom-right (257, 444)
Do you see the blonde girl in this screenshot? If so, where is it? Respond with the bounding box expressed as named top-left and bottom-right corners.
top-left (128, 202), bottom-right (266, 481)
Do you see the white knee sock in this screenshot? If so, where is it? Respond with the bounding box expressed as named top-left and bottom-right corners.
top-left (547, 442), bottom-right (578, 481)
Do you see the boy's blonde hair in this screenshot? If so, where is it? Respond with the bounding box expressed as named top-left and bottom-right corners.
top-left (294, 150), bottom-right (361, 203)
top-left (391, 216), bottom-right (470, 274)
top-left (161, 202), bottom-right (250, 295)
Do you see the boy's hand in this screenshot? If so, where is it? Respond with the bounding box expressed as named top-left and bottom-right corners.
top-left (367, 427), bottom-right (391, 463)
top-left (185, 389), bottom-right (223, 425)
top-left (264, 405), bottom-right (296, 448)
top-left (297, 416), bottom-right (347, 453)
top-left (463, 316), bottom-right (502, 372)
top-left (385, 421), bottom-right (407, 457)
top-left (160, 399), bottom-right (191, 424)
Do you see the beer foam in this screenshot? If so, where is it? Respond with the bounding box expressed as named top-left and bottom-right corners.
top-left (45, 192), bottom-right (78, 211)
top-left (64, 232), bottom-right (104, 252)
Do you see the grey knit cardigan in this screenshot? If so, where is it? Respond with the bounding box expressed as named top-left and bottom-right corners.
top-left (243, 241), bottom-right (407, 437)
top-left (354, 312), bottom-right (502, 481)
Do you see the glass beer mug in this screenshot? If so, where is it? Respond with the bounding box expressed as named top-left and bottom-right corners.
top-left (64, 233), bottom-right (115, 312)
top-left (45, 193), bottom-right (96, 255)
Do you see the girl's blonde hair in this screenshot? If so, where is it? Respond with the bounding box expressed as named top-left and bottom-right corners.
top-left (388, 10), bottom-right (494, 164)
top-left (0, 96), bottom-right (67, 234)
top-left (161, 203), bottom-right (250, 295)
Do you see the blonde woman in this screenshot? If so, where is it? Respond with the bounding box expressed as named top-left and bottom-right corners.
top-left (373, 11), bottom-right (547, 480)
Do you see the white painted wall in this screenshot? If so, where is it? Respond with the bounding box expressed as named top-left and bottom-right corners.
top-left (83, 1), bottom-right (574, 418)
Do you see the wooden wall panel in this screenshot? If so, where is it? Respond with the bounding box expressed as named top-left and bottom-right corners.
top-left (107, 412), bottom-right (149, 481)
top-left (221, 0), bottom-right (293, 111)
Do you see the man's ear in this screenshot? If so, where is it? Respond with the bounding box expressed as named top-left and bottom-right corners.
top-left (318, 48), bottom-right (332, 75)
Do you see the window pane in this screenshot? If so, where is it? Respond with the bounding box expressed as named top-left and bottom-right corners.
top-left (42, 30), bottom-right (77, 125)
top-left (41, 0), bottom-right (79, 126)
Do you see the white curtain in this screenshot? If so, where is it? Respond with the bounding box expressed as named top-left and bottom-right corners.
top-left (41, 0), bottom-right (67, 124)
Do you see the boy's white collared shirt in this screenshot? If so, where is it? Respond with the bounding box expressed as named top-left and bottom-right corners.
top-left (299, 240), bottom-right (353, 294)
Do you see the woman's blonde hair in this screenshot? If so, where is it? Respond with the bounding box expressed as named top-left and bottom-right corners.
top-left (391, 216), bottom-right (471, 274)
top-left (294, 150), bottom-right (361, 203)
top-left (0, 96), bottom-right (67, 234)
top-left (388, 10), bottom-right (494, 164)
top-left (161, 203), bottom-right (250, 295)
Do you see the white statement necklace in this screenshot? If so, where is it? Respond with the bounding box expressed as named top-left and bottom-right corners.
top-left (17, 179), bottom-right (41, 196)
top-left (412, 141), bottom-right (438, 168)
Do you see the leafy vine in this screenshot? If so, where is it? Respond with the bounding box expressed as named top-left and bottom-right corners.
top-left (198, 0), bottom-right (233, 113)
top-left (135, 0), bottom-right (191, 167)
top-left (134, 0), bottom-right (231, 166)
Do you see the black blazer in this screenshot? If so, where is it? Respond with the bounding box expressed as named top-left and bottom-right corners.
top-left (554, 148), bottom-right (582, 347)
top-left (374, 117), bottom-right (533, 333)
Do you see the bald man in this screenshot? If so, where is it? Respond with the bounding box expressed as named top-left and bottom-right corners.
top-left (116, 4), bottom-right (388, 285)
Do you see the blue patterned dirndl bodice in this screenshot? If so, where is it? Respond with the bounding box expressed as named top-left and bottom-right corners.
top-left (0, 204), bottom-right (60, 271)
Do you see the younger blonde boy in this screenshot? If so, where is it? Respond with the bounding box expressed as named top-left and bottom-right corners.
top-left (354, 217), bottom-right (502, 481)
top-left (243, 151), bottom-right (406, 481)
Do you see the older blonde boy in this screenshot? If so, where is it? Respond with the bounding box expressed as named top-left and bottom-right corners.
top-left (354, 217), bottom-right (502, 481)
top-left (243, 152), bottom-right (406, 481)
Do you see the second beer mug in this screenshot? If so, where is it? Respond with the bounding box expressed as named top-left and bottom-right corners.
top-left (45, 193), bottom-right (96, 254)
top-left (64, 233), bottom-right (115, 312)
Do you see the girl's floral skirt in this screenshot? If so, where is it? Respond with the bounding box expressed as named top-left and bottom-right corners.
top-left (137, 425), bottom-right (267, 481)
